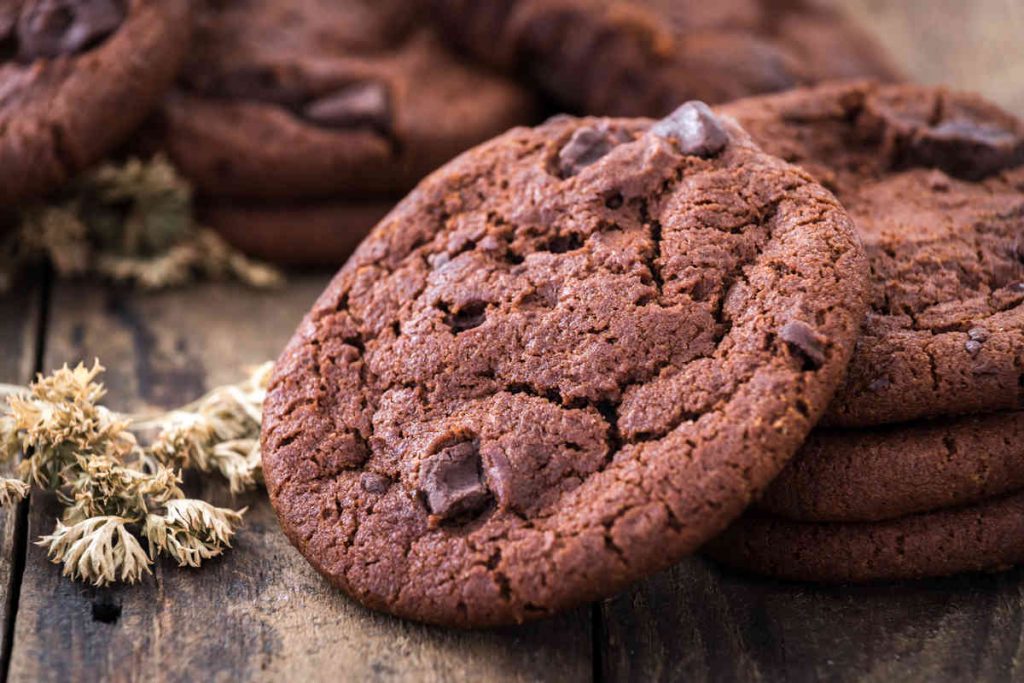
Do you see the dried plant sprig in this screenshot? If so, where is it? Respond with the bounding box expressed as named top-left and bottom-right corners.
top-left (38, 516), bottom-right (152, 586)
top-left (144, 499), bottom-right (245, 567)
top-left (0, 155), bottom-right (283, 291)
top-left (0, 361), bottom-right (269, 586)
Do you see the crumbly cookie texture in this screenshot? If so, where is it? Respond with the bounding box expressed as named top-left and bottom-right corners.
top-left (262, 102), bottom-right (867, 626)
top-left (758, 411), bottom-right (1024, 522)
top-left (0, 0), bottom-right (192, 206)
top-left (708, 490), bottom-right (1024, 583)
top-left (722, 81), bottom-right (1024, 427)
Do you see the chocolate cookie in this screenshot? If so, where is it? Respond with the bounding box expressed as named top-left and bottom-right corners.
top-left (201, 200), bottom-right (394, 266)
top-left (757, 411), bottom-right (1024, 522)
top-left (720, 82), bottom-right (1024, 427)
top-left (707, 490), bottom-right (1024, 583)
top-left (428, 0), bottom-right (900, 117)
top-left (159, 0), bottom-right (538, 201)
top-left (262, 102), bottom-right (868, 626)
top-left (0, 0), bottom-right (192, 206)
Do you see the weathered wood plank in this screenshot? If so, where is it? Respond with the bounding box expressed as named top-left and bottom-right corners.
top-left (0, 280), bottom-right (43, 678)
top-left (823, 0), bottom-right (1024, 116)
top-left (7, 277), bottom-right (591, 683)
top-left (600, 556), bottom-right (1024, 682)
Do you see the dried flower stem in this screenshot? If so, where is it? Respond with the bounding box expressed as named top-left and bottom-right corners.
top-left (0, 361), bottom-right (273, 586)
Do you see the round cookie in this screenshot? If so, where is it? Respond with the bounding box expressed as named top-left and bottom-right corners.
top-left (757, 411), bottom-right (1024, 522)
top-left (720, 81), bottom-right (1024, 427)
top-left (0, 0), bottom-right (192, 206)
top-left (427, 0), bottom-right (900, 117)
top-left (201, 200), bottom-right (395, 266)
top-left (159, 0), bottom-right (538, 201)
top-left (707, 490), bottom-right (1024, 583)
top-left (262, 102), bottom-right (868, 626)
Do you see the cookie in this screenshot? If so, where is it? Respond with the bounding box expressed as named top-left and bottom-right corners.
top-left (720, 82), bottom-right (1024, 427)
top-left (707, 490), bottom-right (1024, 583)
top-left (0, 0), bottom-right (192, 206)
top-left (757, 411), bottom-right (1024, 523)
top-left (262, 102), bottom-right (869, 626)
top-left (428, 0), bottom-right (900, 117)
top-left (201, 200), bottom-right (394, 266)
top-left (159, 0), bottom-right (538, 201)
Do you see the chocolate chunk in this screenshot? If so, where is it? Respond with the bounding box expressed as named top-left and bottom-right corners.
top-left (909, 119), bottom-right (1024, 180)
top-left (360, 472), bottom-right (391, 494)
top-left (303, 81), bottom-right (392, 134)
top-left (18, 0), bottom-right (125, 61)
top-left (780, 320), bottom-right (827, 370)
top-left (650, 101), bottom-right (729, 158)
top-left (419, 442), bottom-right (490, 520)
top-left (557, 124), bottom-right (630, 178)
top-left (967, 327), bottom-right (990, 343)
top-left (965, 340), bottom-right (983, 356)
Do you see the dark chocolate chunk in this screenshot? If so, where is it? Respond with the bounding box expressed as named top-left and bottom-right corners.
top-left (18, 0), bottom-right (125, 61)
top-left (360, 472), bottom-right (392, 494)
top-left (780, 320), bottom-right (827, 370)
top-left (650, 101), bottom-right (729, 158)
top-left (303, 81), bottom-right (392, 134)
top-left (419, 441), bottom-right (490, 520)
top-left (965, 339), bottom-right (983, 356)
top-left (967, 327), bottom-right (990, 343)
top-left (907, 118), bottom-right (1024, 180)
top-left (557, 124), bottom-right (630, 178)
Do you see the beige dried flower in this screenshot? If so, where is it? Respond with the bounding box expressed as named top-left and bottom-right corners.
top-left (0, 477), bottom-right (29, 506)
top-left (39, 516), bottom-right (152, 586)
top-left (144, 499), bottom-right (245, 568)
top-left (0, 156), bottom-right (282, 291)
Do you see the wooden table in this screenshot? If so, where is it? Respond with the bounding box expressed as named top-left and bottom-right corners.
top-left (0, 274), bottom-right (1021, 683)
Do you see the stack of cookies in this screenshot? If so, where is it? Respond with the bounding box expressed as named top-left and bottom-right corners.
top-left (705, 81), bottom-right (1024, 582)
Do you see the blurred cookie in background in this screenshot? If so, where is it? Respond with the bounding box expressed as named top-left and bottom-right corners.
top-left (427, 0), bottom-right (901, 117)
top-left (156, 0), bottom-right (540, 264)
top-left (0, 0), bottom-right (193, 206)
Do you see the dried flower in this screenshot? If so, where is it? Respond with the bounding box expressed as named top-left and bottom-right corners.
top-left (38, 516), bottom-right (152, 586)
top-left (144, 499), bottom-right (245, 567)
top-left (0, 156), bottom-right (282, 291)
top-left (0, 361), bottom-right (270, 586)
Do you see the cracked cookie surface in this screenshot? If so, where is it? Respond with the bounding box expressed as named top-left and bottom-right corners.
top-left (426, 0), bottom-right (900, 117)
top-left (158, 0), bottom-right (538, 201)
top-left (757, 411), bottom-right (1024, 522)
top-left (262, 103), bottom-right (867, 626)
top-left (0, 0), bottom-right (192, 206)
top-left (721, 82), bottom-right (1024, 427)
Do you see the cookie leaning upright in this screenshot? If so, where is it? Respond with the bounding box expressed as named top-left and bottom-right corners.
top-left (428, 0), bottom-right (901, 117)
top-left (0, 0), bottom-right (192, 206)
top-left (261, 102), bottom-right (868, 626)
top-left (722, 82), bottom-right (1024, 426)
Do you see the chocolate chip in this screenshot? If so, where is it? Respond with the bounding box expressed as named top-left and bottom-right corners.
top-left (18, 0), bottom-right (125, 61)
top-left (303, 81), bottom-right (392, 134)
top-left (967, 326), bottom-right (990, 343)
top-left (965, 339), bottom-right (983, 356)
top-left (650, 101), bottom-right (729, 158)
top-left (359, 472), bottom-right (391, 494)
top-left (557, 124), bottom-right (631, 178)
top-left (907, 119), bottom-right (1024, 180)
top-left (419, 442), bottom-right (490, 520)
top-left (780, 320), bottom-right (827, 370)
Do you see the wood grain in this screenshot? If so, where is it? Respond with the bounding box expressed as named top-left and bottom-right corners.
top-left (5, 278), bottom-right (591, 683)
top-left (0, 281), bottom-right (43, 679)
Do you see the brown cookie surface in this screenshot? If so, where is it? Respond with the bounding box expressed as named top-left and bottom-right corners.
top-left (262, 103), bottom-right (868, 626)
top-left (427, 0), bottom-right (900, 117)
top-left (758, 411), bottom-right (1024, 522)
top-left (721, 82), bottom-right (1024, 427)
top-left (201, 200), bottom-right (395, 267)
top-left (708, 490), bottom-right (1024, 583)
top-left (0, 0), bottom-right (192, 206)
top-left (159, 0), bottom-right (538, 201)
